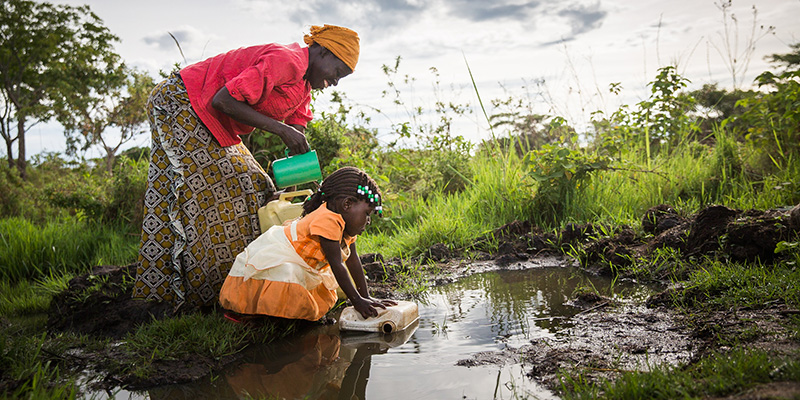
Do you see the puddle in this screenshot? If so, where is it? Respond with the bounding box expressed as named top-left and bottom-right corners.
top-left (92, 264), bottom-right (655, 399)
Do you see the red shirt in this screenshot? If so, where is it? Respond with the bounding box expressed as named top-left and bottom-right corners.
top-left (180, 43), bottom-right (313, 147)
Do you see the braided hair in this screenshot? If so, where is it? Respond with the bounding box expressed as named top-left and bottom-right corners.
top-left (302, 166), bottom-right (382, 216)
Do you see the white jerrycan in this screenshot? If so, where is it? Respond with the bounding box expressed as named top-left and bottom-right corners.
top-left (339, 300), bottom-right (419, 333)
top-left (257, 189), bottom-right (313, 233)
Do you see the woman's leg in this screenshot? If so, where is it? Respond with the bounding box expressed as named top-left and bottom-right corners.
top-left (133, 73), bottom-right (274, 308)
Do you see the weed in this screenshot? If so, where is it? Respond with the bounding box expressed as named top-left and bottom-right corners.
top-left (431, 313), bottom-right (449, 336)
top-left (561, 349), bottom-right (800, 400)
top-left (678, 260), bottom-right (800, 310)
top-left (126, 313), bottom-right (250, 361)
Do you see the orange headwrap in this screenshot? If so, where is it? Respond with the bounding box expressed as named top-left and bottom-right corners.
top-left (303, 24), bottom-right (360, 71)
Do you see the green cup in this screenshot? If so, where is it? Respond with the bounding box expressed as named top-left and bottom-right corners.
top-left (272, 150), bottom-right (322, 188)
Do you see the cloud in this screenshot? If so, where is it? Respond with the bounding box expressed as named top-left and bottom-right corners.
top-left (239, 0), bottom-right (600, 32)
top-left (557, 2), bottom-right (607, 36)
top-left (142, 26), bottom-right (215, 54)
top-left (233, 0), bottom-right (608, 51)
top-left (276, 0), bottom-right (428, 31)
top-left (446, 0), bottom-right (542, 22)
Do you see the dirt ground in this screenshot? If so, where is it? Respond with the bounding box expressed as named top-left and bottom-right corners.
top-left (35, 203), bottom-right (800, 396)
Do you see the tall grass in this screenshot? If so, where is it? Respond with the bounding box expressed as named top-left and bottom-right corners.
top-left (362, 121), bottom-right (799, 259)
top-left (360, 151), bottom-right (537, 256)
top-left (574, 146), bottom-right (716, 226)
top-left (0, 216), bottom-right (139, 283)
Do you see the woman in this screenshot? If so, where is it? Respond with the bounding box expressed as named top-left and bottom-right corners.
top-left (133, 25), bottom-right (359, 309)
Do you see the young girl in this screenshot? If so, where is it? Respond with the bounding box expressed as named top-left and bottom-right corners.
top-left (219, 166), bottom-right (395, 321)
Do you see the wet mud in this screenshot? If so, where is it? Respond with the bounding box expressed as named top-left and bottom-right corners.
top-left (29, 203), bottom-right (800, 395)
top-left (454, 203), bottom-right (800, 393)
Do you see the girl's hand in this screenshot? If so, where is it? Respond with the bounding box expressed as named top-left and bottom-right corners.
top-left (352, 297), bottom-right (379, 319)
top-left (366, 296), bottom-right (397, 307)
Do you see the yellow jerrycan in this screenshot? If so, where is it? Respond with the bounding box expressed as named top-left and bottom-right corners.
top-left (257, 189), bottom-right (313, 233)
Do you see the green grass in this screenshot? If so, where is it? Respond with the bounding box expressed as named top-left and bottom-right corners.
top-left (0, 272), bottom-right (71, 317)
top-left (4, 365), bottom-right (79, 400)
top-left (361, 151), bottom-right (537, 256)
top-left (126, 313), bottom-right (251, 360)
top-left (561, 349), bottom-right (800, 400)
top-left (0, 216), bottom-right (139, 283)
top-left (0, 317), bottom-right (80, 400)
top-left (677, 260), bottom-right (800, 310)
top-left (361, 124), bottom-right (799, 262)
top-left (123, 313), bottom-right (298, 379)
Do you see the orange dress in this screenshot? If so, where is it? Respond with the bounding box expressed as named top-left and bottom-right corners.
top-left (219, 204), bottom-right (356, 320)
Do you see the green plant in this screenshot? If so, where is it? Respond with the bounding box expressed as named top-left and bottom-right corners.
top-left (597, 66), bottom-right (699, 164)
top-left (105, 154), bottom-right (149, 231)
top-left (734, 69), bottom-right (800, 168)
top-left (127, 314), bottom-right (240, 358)
top-left (524, 139), bottom-right (612, 226)
top-left (378, 57), bottom-right (474, 196)
top-left (125, 312), bottom-right (293, 363)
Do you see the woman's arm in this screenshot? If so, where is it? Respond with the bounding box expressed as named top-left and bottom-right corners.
top-left (289, 124), bottom-right (305, 134)
top-left (211, 87), bottom-right (310, 154)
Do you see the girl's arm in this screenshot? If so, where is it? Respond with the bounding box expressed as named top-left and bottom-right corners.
top-left (320, 237), bottom-right (384, 319)
top-left (344, 241), bottom-right (370, 298)
top-left (346, 242), bottom-right (397, 307)
top-left (211, 87), bottom-right (310, 155)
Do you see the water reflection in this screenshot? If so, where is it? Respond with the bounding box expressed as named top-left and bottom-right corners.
top-left (134, 266), bottom-right (652, 400)
top-left (224, 323), bottom-right (418, 400)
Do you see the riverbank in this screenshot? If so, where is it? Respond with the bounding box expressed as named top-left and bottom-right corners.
top-left (2, 203), bottom-right (795, 398)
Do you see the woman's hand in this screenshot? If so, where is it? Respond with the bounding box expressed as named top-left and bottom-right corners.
top-left (277, 125), bottom-right (310, 155)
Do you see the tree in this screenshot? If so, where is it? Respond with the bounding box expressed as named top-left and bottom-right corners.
top-left (766, 42), bottom-right (800, 72)
top-left (59, 68), bottom-right (154, 174)
top-left (0, 89), bottom-right (13, 163)
top-left (0, 0), bottom-right (122, 178)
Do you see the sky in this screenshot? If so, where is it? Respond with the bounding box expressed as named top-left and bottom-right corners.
top-left (17, 0), bottom-right (800, 159)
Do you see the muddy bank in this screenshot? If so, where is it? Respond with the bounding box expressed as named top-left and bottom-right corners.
top-left (452, 203), bottom-right (800, 392)
top-left (456, 290), bottom-right (799, 392)
top-left (457, 297), bottom-right (696, 384)
top-left (36, 203), bottom-right (800, 393)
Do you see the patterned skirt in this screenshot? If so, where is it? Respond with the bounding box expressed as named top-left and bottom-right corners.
top-left (133, 72), bottom-right (275, 308)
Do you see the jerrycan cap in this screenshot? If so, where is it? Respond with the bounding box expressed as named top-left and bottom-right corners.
top-left (272, 149), bottom-right (322, 188)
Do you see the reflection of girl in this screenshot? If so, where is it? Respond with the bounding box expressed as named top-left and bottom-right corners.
top-left (220, 167), bottom-right (396, 321)
top-left (225, 328), bottom-right (344, 400)
top-left (133, 25), bottom-right (359, 309)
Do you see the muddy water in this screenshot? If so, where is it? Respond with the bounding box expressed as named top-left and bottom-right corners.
top-left (102, 264), bottom-right (653, 400)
